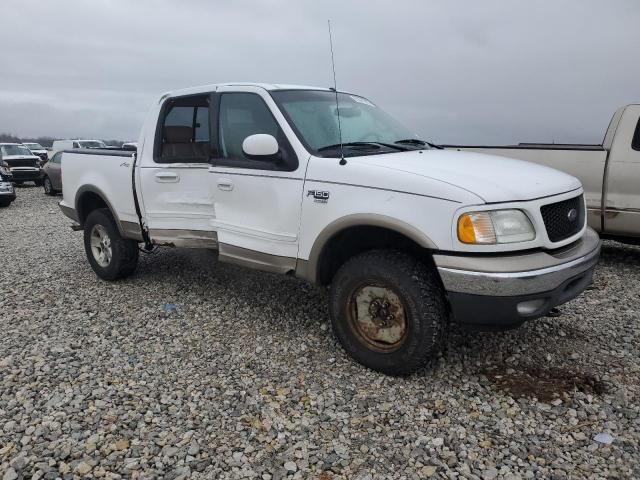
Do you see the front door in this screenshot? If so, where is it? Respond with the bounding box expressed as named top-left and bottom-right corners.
top-left (208, 87), bottom-right (305, 272)
top-left (138, 93), bottom-right (217, 247)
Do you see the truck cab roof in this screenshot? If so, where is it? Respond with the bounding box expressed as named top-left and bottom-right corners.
top-left (162, 82), bottom-right (332, 100)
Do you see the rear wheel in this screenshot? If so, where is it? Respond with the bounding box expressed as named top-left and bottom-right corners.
top-left (43, 176), bottom-right (56, 195)
top-left (329, 250), bottom-right (448, 375)
top-left (83, 208), bottom-right (139, 280)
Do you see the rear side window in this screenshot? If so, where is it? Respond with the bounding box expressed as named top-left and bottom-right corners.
top-left (155, 94), bottom-right (211, 163)
top-left (632, 118), bottom-right (640, 151)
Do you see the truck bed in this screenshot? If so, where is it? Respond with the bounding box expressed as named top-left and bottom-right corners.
top-left (59, 149), bottom-right (141, 233)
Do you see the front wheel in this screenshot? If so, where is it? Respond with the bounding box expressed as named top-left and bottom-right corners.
top-left (83, 208), bottom-right (139, 281)
top-left (33, 179), bottom-right (43, 186)
top-left (329, 250), bottom-right (448, 375)
top-left (0, 200), bottom-right (11, 208)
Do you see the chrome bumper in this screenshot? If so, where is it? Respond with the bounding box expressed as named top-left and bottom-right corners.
top-left (433, 227), bottom-right (601, 328)
top-left (435, 228), bottom-right (600, 297)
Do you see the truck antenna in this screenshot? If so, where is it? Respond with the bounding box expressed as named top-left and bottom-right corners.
top-left (328, 20), bottom-right (346, 165)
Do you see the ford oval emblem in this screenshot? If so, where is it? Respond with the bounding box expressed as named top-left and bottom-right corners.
top-left (567, 208), bottom-right (578, 222)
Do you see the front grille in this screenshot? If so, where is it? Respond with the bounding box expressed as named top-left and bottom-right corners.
top-left (540, 195), bottom-right (585, 242)
top-left (6, 159), bottom-right (37, 168)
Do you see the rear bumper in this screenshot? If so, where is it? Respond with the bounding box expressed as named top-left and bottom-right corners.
top-left (434, 227), bottom-right (601, 329)
top-left (59, 202), bottom-right (80, 222)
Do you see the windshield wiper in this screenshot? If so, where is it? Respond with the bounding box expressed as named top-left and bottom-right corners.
top-left (317, 141), bottom-right (407, 153)
top-left (395, 139), bottom-right (444, 149)
top-left (318, 142), bottom-right (380, 152)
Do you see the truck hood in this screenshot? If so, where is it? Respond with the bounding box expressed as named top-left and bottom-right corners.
top-left (356, 149), bottom-right (582, 203)
top-left (3, 154), bottom-right (40, 161)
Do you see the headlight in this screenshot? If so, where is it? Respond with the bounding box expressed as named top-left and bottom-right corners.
top-left (458, 209), bottom-right (535, 244)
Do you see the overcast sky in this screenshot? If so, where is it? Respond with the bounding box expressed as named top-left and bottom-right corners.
top-left (1, 0), bottom-right (638, 144)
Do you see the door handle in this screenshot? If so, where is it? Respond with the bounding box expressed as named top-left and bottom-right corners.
top-left (155, 171), bottom-right (179, 183)
top-left (217, 178), bottom-right (234, 191)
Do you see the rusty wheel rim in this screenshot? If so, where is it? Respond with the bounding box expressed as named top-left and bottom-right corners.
top-left (347, 283), bottom-right (408, 353)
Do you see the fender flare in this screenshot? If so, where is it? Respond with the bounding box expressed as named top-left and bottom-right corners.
top-left (74, 185), bottom-right (127, 237)
top-left (299, 213), bottom-right (438, 284)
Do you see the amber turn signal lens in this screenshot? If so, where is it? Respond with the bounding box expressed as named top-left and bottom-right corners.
top-left (457, 214), bottom-right (477, 244)
top-left (457, 212), bottom-right (497, 244)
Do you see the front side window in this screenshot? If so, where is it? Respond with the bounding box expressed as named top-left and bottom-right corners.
top-left (52, 152), bottom-right (62, 164)
top-left (217, 93), bottom-right (281, 161)
top-left (72, 142), bottom-right (80, 148)
top-left (1, 145), bottom-right (32, 156)
top-left (156, 95), bottom-right (210, 163)
top-left (271, 90), bottom-right (421, 157)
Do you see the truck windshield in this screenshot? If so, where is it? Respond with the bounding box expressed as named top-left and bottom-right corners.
top-left (271, 90), bottom-right (424, 157)
top-left (23, 143), bottom-right (44, 149)
top-left (1, 145), bottom-right (32, 156)
top-left (78, 141), bottom-right (106, 148)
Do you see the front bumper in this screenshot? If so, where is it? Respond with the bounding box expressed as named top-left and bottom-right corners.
top-left (434, 227), bottom-right (601, 329)
top-left (10, 168), bottom-right (41, 182)
top-left (0, 190), bottom-right (16, 202)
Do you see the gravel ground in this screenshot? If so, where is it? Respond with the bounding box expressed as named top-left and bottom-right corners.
top-left (1, 186), bottom-right (638, 480)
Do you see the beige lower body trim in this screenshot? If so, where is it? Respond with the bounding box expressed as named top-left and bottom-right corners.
top-left (149, 229), bottom-right (218, 248)
top-left (218, 243), bottom-right (297, 274)
top-left (121, 221), bottom-right (144, 242)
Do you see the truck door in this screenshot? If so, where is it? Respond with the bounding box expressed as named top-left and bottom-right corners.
top-left (603, 105), bottom-right (640, 236)
top-left (138, 93), bottom-right (217, 247)
top-left (47, 152), bottom-right (63, 190)
top-left (208, 88), bottom-right (305, 272)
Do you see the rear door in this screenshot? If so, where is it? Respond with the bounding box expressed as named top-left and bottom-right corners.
top-left (208, 86), bottom-right (305, 272)
top-left (138, 92), bottom-right (217, 247)
top-left (47, 152), bottom-right (63, 190)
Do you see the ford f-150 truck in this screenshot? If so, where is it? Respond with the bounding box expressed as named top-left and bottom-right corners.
top-left (59, 83), bottom-right (601, 375)
top-left (0, 143), bottom-right (42, 185)
top-left (448, 104), bottom-right (640, 243)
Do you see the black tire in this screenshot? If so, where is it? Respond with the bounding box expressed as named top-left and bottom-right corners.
top-left (33, 179), bottom-right (43, 187)
top-left (83, 208), bottom-right (139, 281)
top-left (329, 250), bottom-right (448, 376)
top-left (0, 200), bottom-right (11, 208)
top-left (43, 176), bottom-right (56, 196)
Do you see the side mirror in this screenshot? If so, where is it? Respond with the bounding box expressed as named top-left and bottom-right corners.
top-left (242, 134), bottom-right (279, 159)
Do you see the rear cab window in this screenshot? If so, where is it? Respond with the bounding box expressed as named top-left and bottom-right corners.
top-left (154, 94), bottom-right (211, 163)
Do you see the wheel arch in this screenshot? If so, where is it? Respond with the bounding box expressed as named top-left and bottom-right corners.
top-left (298, 214), bottom-right (438, 286)
top-left (75, 185), bottom-right (126, 237)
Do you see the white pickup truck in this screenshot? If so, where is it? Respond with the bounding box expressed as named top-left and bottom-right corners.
top-left (448, 104), bottom-right (640, 243)
top-left (60, 83), bottom-right (601, 375)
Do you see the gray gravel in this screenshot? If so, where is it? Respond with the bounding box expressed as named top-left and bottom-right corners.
top-left (1, 186), bottom-right (639, 479)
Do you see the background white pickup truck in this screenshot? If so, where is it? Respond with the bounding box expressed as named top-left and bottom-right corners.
top-left (448, 104), bottom-right (640, 243)
top-left (59, 83), bottom-right (601, 375)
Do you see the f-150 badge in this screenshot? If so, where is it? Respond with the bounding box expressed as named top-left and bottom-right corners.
top-left (307, 190), bottom-right (330, 203)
